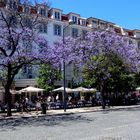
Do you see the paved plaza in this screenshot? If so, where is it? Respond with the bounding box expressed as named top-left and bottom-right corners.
top-left (0, 106), bottom-right (140, 140)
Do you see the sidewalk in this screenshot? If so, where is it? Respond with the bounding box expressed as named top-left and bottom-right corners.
top-left (1, 104), bottom-right (140, 120)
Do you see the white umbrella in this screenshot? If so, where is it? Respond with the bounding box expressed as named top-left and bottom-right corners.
top-left (136, 87), bottom-right (140, 91)
top-left (72, 87), bottom-right (96, 93)
top-left (18, 86), bottom-right (44, 93)
top-left (72, 87), bottom-right (89, 92)
top-left (88, 88), bottom-right (96, 92)
top-left (52, 87), bottom-right (73, 93)
top-left (16, 86), bottom-right (44, 100)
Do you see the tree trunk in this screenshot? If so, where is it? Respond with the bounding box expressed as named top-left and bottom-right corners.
top-left (5, 87), bottom-right (12, 116)
top-left (5, 64), bottom-right (21, 116)
top-left (100, 84), bottom-right (106, 109)
top-left (101, 92), bottom-right (106, 109)
top-left (5, 64), bottom-right (13, 116)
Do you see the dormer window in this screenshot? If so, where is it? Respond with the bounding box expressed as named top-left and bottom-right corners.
top-left (81, 20), bottom-right (86, 26)
top-left (24, 6), bottom-right (30, 14)
top-left (115, 28), bottom-right (121, 34)
top-left (92, 20), bottom-right (97, 28)
top-left (109, 25), bottom-right (114, 29)
top-left (136, 32), bottom-right (140, 38)
top-left (39, 8), bottom-right (46, 16)
top-left (72, 16), bottom-right (77, 24)
top-left (55, 11), bottom-right (60, 20)
top-left (100, 22), bottom-right (106, 29)
top-left (100, 22), bottom-right (104, 25)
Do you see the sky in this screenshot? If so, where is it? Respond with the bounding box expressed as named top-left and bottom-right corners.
top-left (48, 0), bottom-right (139, 30)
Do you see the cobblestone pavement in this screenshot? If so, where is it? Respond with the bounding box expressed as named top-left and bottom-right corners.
top-left (0, 107), bottom-right (140, 140)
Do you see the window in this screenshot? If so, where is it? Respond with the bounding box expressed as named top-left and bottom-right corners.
top-left (82, 20), bottom-right (86, 26)
top-left (138, 41), bottom-right (140, 49)
top-left (23, 65), bottom-right (27, 73)
top-left (22, 65), bottom-right (33, 79)
top-left (39, 24), bottom-right (47, 33)
top-left (9, 0), bottom-right (13, 9)
top-left (55, 11), bottom-right (60, 20)
top-left (72, 28), bottom-right (78, 38)
top-left (100, 22), bottom-right (105, 26)
top-left (136, 32), bottom-right (140, 38)
top-left (82, 30), bottom-right (88, 39)
top-left (54, 24), bottom-right (61, 36)
top-left (100, 22), bottom-right (106, 29)
top-left (72, 16), bottom-right (77, 24)
top-left (27, 66), bottom-right (33, 79)
top-left (7, 16), bottom-right (17, 27)
top-left (39, 8), bottom-right (46, 16)
top-left (28, 75), bottom-right (33, 79)
top-left (11, 16), bottom-right (17, 27)
top-left (39, 25), bottom-right (43, 33)
top-left (109, 25), bottom-right (114, 28)
top-left (129, 39), bottom-right (133, 45)
top-left (92, 20), bottom-right (97, 28)
top-left (23, 18), bottom-right (32, 28)
top-left (43, 26), bottom-right (47, 33)
top-left (23, 40), bottom-right (32, 53)
top-left (108, 24), bottom-right (114, 30)
top-left (28, 66), bottom-right (32, 74)
top-left (9, 1), bottom-right (17, 10)
top-left (24, 7), bottom-right (30, 14)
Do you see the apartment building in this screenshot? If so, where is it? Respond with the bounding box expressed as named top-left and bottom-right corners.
top-left (0, 0), bottom-right (140, 90)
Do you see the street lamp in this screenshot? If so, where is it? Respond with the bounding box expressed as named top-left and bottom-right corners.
top-left (63, 21), bottom-right (74, 112)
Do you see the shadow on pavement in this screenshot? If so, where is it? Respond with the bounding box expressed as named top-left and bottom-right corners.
top-left (0, 114), bottom-right (93, 131)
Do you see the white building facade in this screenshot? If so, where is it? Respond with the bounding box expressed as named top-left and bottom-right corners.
top-left (0, 0), bottom-right (140, 90)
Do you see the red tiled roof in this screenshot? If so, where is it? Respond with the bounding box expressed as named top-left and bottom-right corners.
top-left (128, 31), bottom-right (134, 36)
top-left (30, 8), bottom-right (37, 14)
top-left (114, 28), bottom-right (121, 33)
top-left (0, 2), bottom-right (6, 7)
top-left (18, 5), bottom-right (23, 12)
top-left (62, 15), bottom-right (68, 21)
top-left (48, 13), bottom-right (51, 18)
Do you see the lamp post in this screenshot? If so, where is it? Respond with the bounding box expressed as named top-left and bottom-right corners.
top-left (62, 21), bottom-right (73, 112)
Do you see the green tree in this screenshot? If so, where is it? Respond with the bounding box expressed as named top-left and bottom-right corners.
top-left (133, 72), bottom-right (140, 88)
top-left (36, 64), bottom-right (61, 93)
top-left (83, 52), bottom-right (137, 108)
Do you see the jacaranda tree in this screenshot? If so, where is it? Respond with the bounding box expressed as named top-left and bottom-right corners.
top-left (81, 31), bottom-right (140, 108)
top-left (0, 0), bottom-right (51, 116)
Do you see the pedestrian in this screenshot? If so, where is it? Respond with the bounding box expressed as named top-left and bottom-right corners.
top-left (0, 100), bottom-right (2, 111)
top-left (14, 101), bottom-right (20, 112)
top-left (47, 96), bottom-right (52, 109)
top-left (36, 99), bottom-right (41, 114)
top-left (41, 98), bottom-right (47, 114)
top-left (22, 97), bottom-right (29, 113)
top-left (56, 94), bottom-right (59, 102)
